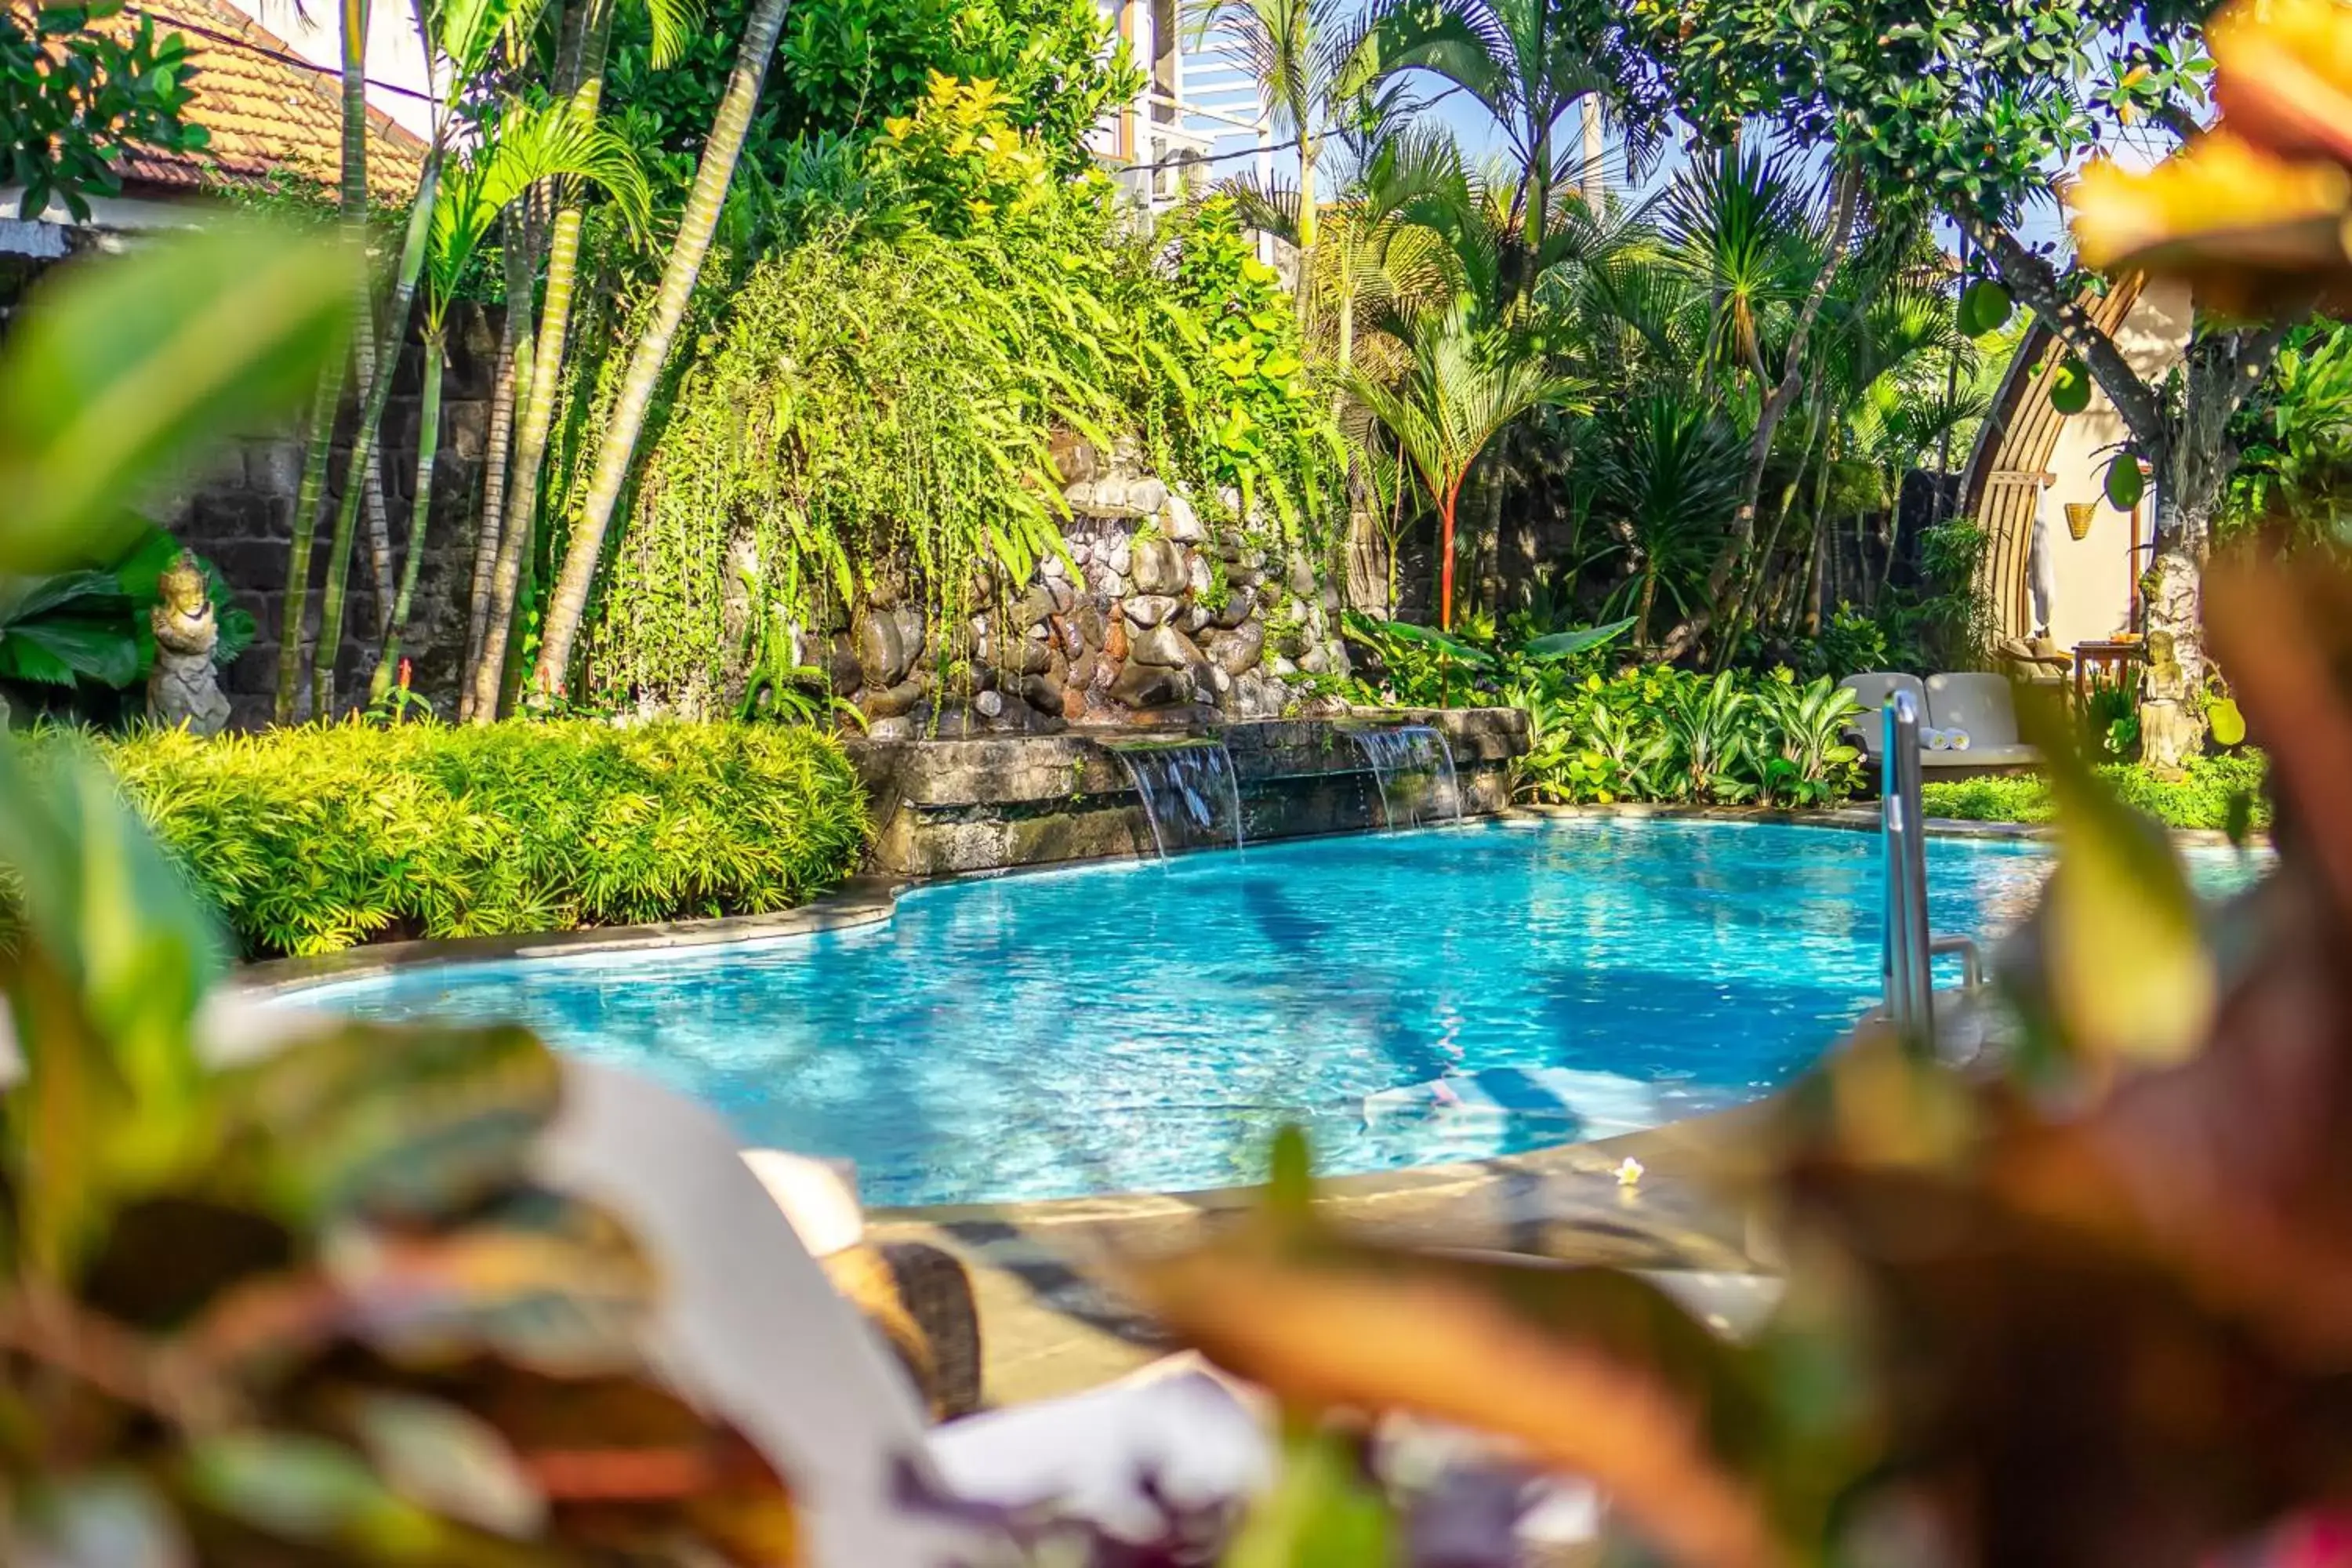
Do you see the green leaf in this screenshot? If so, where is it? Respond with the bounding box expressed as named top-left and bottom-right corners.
top-left (1379, 619), bottom-right (1496, 670)
top-left (15, 1472), bottom-right (187, 1568)
top-left (181, 1432), bottom-right (400, 1544)
top-left (351, 1392), bottom-right (546, 1538)
top-left (1523, 616), bottom-right (1638, 661)
top-left (0, 223), bottom-right (353, 574)
top-left (0, 738), bottom-right (221, 1160)
top-left (224, 1020), bottom-right (561, 1225)
top-left (1224, 1426), bottom-right (1392, 1568)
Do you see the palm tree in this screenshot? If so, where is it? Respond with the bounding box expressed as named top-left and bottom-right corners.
top-left (367, 100), bottom-right (648, 704)
top-left (1366, 0), bottom-right (1645, 262)
top-left (464, 0), bottom-right (692, 722)
top-left (1192, 0), bottom-right (1381, 332)
top-left (527, 0), bottom-right (793, 702)
top-left (1343, 298), bottom-right (1586, 629)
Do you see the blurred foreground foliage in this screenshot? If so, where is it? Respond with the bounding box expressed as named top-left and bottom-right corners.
top-left (0, 223), bottom-right (798, 1566)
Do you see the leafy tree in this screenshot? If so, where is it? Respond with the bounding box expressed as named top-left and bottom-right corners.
top-left (1344, 299), bottom-right (1586, 630)
top-left (1632, 0), bottom-right (2273, 762)
top-left (532, 0), bottom-right (794, 698)
top-left (0, 0), bottom-right (206, 221)
top-left (1367, 0), bottom-right (1660, 261)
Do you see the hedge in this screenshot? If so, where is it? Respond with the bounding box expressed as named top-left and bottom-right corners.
top-left (34, 720), bottom-right (869, 958)
top-left (1921, 751), bottom-right (2270, 834)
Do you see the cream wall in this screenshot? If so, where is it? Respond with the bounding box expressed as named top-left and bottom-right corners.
top-left (2033, 278), bottom-right (2190, 651)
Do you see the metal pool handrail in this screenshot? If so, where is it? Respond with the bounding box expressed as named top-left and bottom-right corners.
top-left (1883, 691), bottom-right (1934, 1033)
top-left (1882, 691), bottom-right (1984, 1043)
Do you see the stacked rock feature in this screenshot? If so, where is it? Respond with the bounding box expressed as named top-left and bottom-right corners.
top-left (833, 436), bottom-right (1351, 736)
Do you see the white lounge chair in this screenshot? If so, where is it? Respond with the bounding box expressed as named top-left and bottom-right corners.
top-left (1833, 671), bottom-right (1926, 764)
top-left (1922, 672), bottom-right (2040, 770)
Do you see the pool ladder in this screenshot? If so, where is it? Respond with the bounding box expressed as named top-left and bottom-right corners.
top-left (1882, 689), bottom-right (1983, 1046)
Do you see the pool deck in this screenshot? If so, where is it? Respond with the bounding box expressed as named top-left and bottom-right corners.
top-left (233, 805), bottom-right (2169, 1409)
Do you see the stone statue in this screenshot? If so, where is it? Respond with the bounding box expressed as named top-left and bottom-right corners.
top-left (147, 551), bottom-right (230, 736)
top-left (2139, 627), bottom-right (2195, 779)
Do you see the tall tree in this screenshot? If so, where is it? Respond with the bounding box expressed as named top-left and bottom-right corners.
top-left (369, 100), bottom-right (647, 702)
top-left (1368, 0), bottom-right (1653, 263)
top-left (1635, 0), bottom-right (2278, 760)
top-left (1343, 298), bottom-right (1586, 629)
top-left (466, 0), bottom-right (693, 722)
top-left (1192, 0), bottom-right (1380, 332)
top-left (529, 0), bottom-right (791, 698)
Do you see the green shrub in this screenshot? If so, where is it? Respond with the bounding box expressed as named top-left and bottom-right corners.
top-left (31, 720), bottom-right (869, 957)
top-left (1922, 751), bottom-right (2271, 833)
top-left (1512, 664), bottom-right (1866, 809)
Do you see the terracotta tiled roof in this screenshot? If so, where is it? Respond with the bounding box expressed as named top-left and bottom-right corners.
top-left (83, 0), bottom-right (426, 198)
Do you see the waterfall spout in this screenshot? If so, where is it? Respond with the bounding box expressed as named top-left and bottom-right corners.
top-left (1105, 738), bottom-right (1245, 858)
top-left (1346, 723), bottom-right (1465, 829)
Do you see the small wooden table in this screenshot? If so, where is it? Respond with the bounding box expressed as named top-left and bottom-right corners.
top-left (2074, 639), bottom-right (2143, 705)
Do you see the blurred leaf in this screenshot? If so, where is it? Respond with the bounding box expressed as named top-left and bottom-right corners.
top-left (14, 1472), bottom-right (188, 1568)
top-left (1135, 1227), bottom-right (1787, 1568)
top-left (1225, 1427), bottom-right (1391, 1568)
top-left (351, 1392), bottom-right (546, 1539)
top-left (5, 947), bottom-right (132, 1279)
top-left (222, 1021), bottom-right (561, 1225)
top-left (0, 223), bottom-right (352, 575)
top-left (180, 1432), bottom-right (415, 1545)
top-left (2014, 689), bottom-right (2215, 1069)
top-left (0, 738), bottom-right (221, 1138)
top-left (327, 1192), bottom-right (658, 1376)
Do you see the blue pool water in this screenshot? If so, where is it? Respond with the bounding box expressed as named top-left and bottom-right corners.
top-left (287, 819), bottom-right (2263, 1207)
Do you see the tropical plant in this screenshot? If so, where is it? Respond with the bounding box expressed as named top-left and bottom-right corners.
top-left (1192, 0), bottom-right (1381, 332)
top-left (2225, 318), bottom-right (2352, 549)
top-left (0, 216), bottom-right (802, 1565)
top-left (1345, 299), bottom-right (1584, 630)
top-left (463, 0), bottom-right (699, 724)
top-left (369, 99), bottom-right (650, 704)
top-left (1638, 0), bottom-right (2296, 762)
top-left (530, 0), bottom-right (795, 702)
top-left (1365, 0), bottom-right (1655, 258)
top-left (1590, 390), bottom-right (1744, 645)
top-left (1751, 669), bottom-right (1863, 804)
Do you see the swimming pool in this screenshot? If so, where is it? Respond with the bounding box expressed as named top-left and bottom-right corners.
top-left (285, 818), bottom-right (2263, 1207)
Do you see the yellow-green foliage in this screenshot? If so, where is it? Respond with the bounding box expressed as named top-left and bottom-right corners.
top-left (47, 720), bottom-right (868, 957)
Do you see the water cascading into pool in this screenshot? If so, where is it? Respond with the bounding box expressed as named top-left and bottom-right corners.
top-left (1348, 723), bottom-right (1466, 829)
top-left (1106, 739), bottom-right (1246, 858)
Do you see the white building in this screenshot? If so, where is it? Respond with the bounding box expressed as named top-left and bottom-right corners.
top-left (1088, 0), bottom-right (1272, 211)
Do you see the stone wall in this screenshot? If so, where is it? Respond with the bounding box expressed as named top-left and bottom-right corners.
top-left (822, 437), bottom-right (1360, 737)
top-left (156, 305), bottom-right (499, 727)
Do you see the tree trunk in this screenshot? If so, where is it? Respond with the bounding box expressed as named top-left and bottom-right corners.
top-left (274, 361), bottom-right (347, 724)
top-left (1437, 480), bottom-right (1461, 630)
top-left (468, 2), bottom-right (612, 722)
top-left (461, 237), bottom-right (534, 716)
top-left (1664, 161), bottom-right (1862, 663)
top-left (532, 0), bottom-right (793, 698)
top-left (1294, 133), bottom-right (1319, 336)
top-left (1579, 95), bottom-right (1603, 209)
top-left (369, 335), bottom-right (444, 706)
top-left (310, 157), bottom-right (440, 718)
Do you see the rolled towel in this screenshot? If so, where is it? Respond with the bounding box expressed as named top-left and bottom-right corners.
top-left (1924, 728), bottom-right (1954, 751)
top-left (1946, 728), bottom-right (1972, 752)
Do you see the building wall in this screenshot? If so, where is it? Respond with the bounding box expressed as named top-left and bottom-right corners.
top-left (156, 304), bottom-right (499, 727)
top-left (2035, 278), bottom-right (2189, 649)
